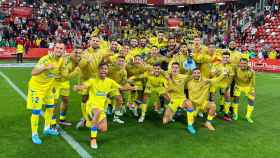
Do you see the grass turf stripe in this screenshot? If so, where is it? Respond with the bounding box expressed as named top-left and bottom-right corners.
top-left (0, 71), bottom-right (92, 158)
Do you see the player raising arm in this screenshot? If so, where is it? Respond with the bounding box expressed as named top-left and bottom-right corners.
top-left (187, 68), bottom-right (226, 131)
top-left (27, 41), bottom-right (66, 144)
top-left (73, 63), bottom-right (133, 149)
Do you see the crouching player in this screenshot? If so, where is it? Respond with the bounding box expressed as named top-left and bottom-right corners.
top-left (162, 62), bottom-right (196, 134)
top-left (232, 58), bottom-right (256, 123)
top-left (187, 68), bottom-right (225, 131)
top-left (26, 41), bottom-right (65, 144)
top-left (130, 63), bottom-right (167, 123)
top-left (73, 63), bottom-right (131, 149)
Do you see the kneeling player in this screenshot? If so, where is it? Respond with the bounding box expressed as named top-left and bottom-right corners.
top-left (162, 62), bottom-right (196, 134)
top-left (187, 68), bottom-right (225, 131)
top-left (232, 58), bottom-right (256, 123)
top-left (74, 63), bottom-right (129, 149)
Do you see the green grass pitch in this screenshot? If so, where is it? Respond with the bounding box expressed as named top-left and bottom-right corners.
top-left (0, 67), bottom-right (279, 158)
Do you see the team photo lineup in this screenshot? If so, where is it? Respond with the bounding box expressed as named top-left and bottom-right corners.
top-left (27, 34), bottom-right (255, 149)
top-left (1, 0), bottom-right (280, 157)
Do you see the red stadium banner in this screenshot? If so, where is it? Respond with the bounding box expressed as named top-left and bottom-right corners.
top-left (0, 48), bottom-right (73, 59)
top-left (164, 0), bottom-right (236, 5)
top-left (12, 7), bottom-right (32, 18)
top-left (249, 58), bottom-right (280, 73)
top-left (168, 18), bottom-right (181, 29)
top-left (109, 0), bottom-right (163, 5)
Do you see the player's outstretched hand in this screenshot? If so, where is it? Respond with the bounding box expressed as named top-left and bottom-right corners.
top-left (73, 85), bottom-right (79, 91)
top-left (46, 64), bottom-right (54, 70)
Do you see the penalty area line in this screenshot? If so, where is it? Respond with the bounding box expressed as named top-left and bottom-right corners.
top-left (0, 71), bottom-right (92, 158)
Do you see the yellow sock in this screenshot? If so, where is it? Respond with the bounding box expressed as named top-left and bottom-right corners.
top-left (51, 115), bottom-right (56, 126)
top-left (44, 107), bottom-right (54, 130)
top-left (91, 126), bottom-right (98, 139)
top-left (207, 115), bottom-right (214, 121)
top-left (81, 102), bottom-right (90, 121)
top-left (246, 105), bottom-right (254, 118)
top-left (141, 104), bottom-right (147, 117)
top-left (187, 109), bottom-right (194, 126)
top-left (31, 113), bottom-right (39, 135)
top-left (224, 102), bottom-right (231, 114)
top-left (59, 112), bottom-right (66, 121)
top-left (232, 103), bottom-right (239, 115)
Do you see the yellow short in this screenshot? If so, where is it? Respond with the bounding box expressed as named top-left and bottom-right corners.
top-left (53, 81), bottom-right (70, 99)
top-left (193, 100), bottom-right (215, 113)
top-left (85, 101), bottom-right (106, 123)
top-left (234, 86), bottom-right (255, 100)
top-left (168, 98), bottom-right (186, 113)
top-left (27, 88), bottom-right (54, 110)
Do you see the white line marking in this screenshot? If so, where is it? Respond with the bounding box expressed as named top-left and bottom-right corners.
top-left (0, 63), bottom-right (36, 68)
top-left (0, 71), bottom-right (92, 158)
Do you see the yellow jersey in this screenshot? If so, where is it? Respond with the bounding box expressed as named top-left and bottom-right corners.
top-left (234, 67), bottom-right (255, 88)
top-left (29, 54), bottom-right (64, 91)
top-left (168, 53), bottom-right (189, 74)
top-left (54, 56), bottom-right (76, 82)
top-left (16, 44), bottom-right (24, 54)
top-left (165, 73), bottom-right (190, 99)
top-left (146, 54), bottom-right (169, 66)
top-left (108, 64), bottom-right (127, 86)
top-left (126, 63), bottom-right (152, 90)
top-left (214, 63), bottom-right (235, 88)
top-left (149, 37), bottom-right (168, 49)
top-left (197, 52), bottom-right (221, 79)
top-left (84, 77), bottom-right (120, 109)
top-left (229, 50), bottom-right (241, 67)
top-left (79, 47), bottom-right (111, 80)
top-left (269, 51), bottom-right (277, 60)
top-left (144, 72), bottom-right (167, 95)
top-left (188, 74), bottom-right (224, 105)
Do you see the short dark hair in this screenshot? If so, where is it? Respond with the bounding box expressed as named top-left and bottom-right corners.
top-left (55, 40), bottom-right (66, 45)
top-left (192, 68), bottom-right (200, 72)
top-left (153, 63), bottom-right (161, 67)
top-left (98, 62), bottom-right (108, 68)
top-left (151, 45), bottom-right (158, 48)
top-left (168, 36), bottom-right (175, 40)
top-left (222, 51), bottom-right (230, 56)
top-left (171, 62), bottom-right (180, 66)
top-left (207, 42), bottom-right (215, 46)
top-left (117, 55), bottom-right (125, 59)
top-left (134, 55), bottom-right (142, 58)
